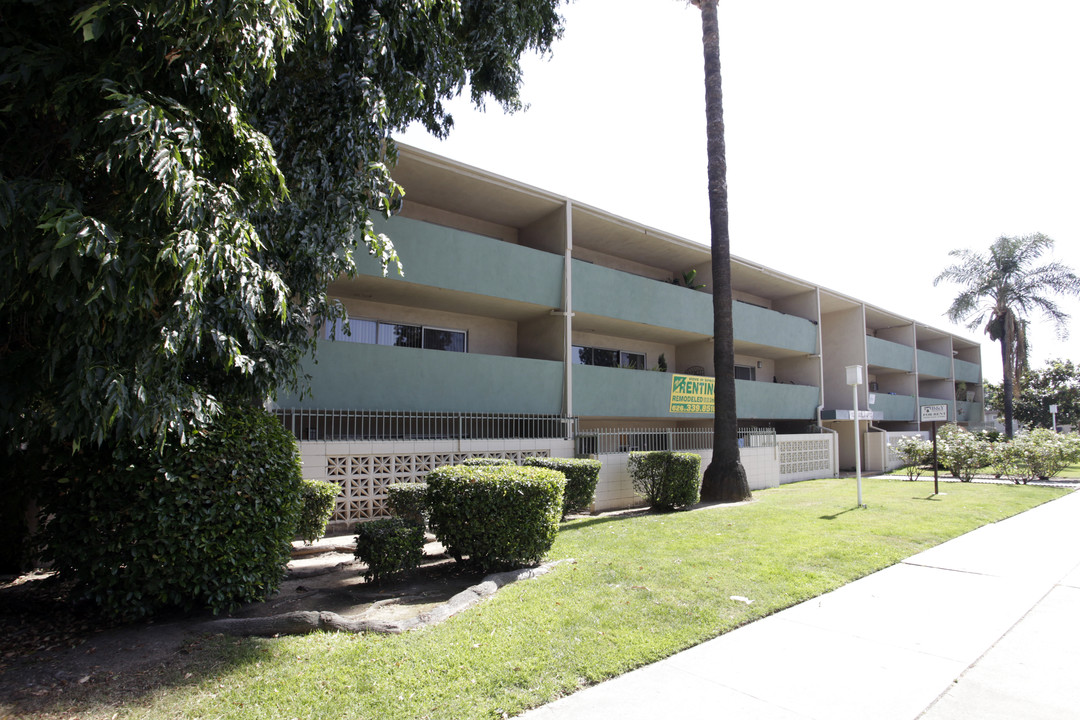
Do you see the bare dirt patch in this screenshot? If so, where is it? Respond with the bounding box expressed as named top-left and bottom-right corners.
top-left (0, 536), bottom-right (493, 717)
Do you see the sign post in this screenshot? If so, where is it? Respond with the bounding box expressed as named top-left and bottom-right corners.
top-left (846, 365), bottom-right (864, 508)
top-left (921, 403), bottom-right (949, 495)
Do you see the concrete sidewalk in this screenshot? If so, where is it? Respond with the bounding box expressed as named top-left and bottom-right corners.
top-left (521, 489), bottom-right (1080, 720)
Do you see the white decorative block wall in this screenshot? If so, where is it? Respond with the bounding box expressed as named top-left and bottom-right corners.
top-left (299, 439), bottom-right (574, 526)
top-left (777, 434), bottom-right (835, 483)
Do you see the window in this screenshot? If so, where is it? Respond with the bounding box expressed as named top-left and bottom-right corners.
top-left (573, 345), bottom-right (646, 370)
top-left (378, 322), bottom-right (422, 348)
top-left (734, 365), bottom-right (756, 381)
top-left (324, 318), bottom-right (376, 343)
top-left (422, 327), bottom-right (466, 352)
top-left (325, 319), bottom-right (466, 352)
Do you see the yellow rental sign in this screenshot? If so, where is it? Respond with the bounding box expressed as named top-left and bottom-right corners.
top-left (670, 373), bottom-right (714, 414)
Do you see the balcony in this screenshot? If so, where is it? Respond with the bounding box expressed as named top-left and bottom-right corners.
top-left (735, 380), bottom-right (820, 420)
top-left (572, 366), bottom-right (818, 420)
top-left (954, 359), bottom-right (981, 384)
top-left (732, 302), bottom-right (818, 354)
top-left (572, 260), bottom-right (710, 334)
top-left (867, 336), bottom-right (914, 372)
top-left (362, 216), bottom-right (564, 308)
top-left (276, 341), bottom-right (564, 415)
top-left (917, 349), bottom-right (953, 379)
top-left (869, 392), bottom-right (916, 422)
top-left (572, 260), bottom-right (818, 353)
top-left (572, 365), bottom-right (686, 417)
top-left (956, 400), bottom-right (984, 424)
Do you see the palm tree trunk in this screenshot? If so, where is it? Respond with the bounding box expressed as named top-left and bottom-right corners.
top-left (1001, 313), bottom-right (1015, 437)
top-left (694, 0), bottom-right (750, 503)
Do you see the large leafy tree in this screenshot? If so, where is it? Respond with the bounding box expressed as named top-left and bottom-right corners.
top-left (691, 0), bottom-right (750, 503)
top-left (0, 0), bottom-right (563, 453)
top-left (935, 234), bottom-right (1080, 437)
top-left (985, 359), bottom-right (1080, 431)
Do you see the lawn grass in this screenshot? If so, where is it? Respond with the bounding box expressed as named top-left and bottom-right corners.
top-left (101, 478), bottom-right (1066, 719)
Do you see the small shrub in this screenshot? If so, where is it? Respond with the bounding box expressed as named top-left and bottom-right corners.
top-left (387, 482), bottom-right (429, 529)
top-left (987, 441), bottom-right (1022, 481)
top-left (426, 465), bottom-right (565, 571)
top-left (523, 457), bottom-right (601, 517)
top-left (889, 435), bottom-right (932, 481)
top-left (38, 404), bottom-right (304, 619)
top-left (936, 424), bottom-right (991, 482)
top-left (296, 479), bottom-right (339, 544)
top-left (460, 457), bottom-right (515, 467)
top-left (354, 518), bottom-right (425, 583)
top-left (1013, 429), bottom-right (1080, 482)
top-left (628, 451), bottom-right (702, 511)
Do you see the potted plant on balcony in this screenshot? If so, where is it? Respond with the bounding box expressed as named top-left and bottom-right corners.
top-left (955, 382), bottom-right (969, 402)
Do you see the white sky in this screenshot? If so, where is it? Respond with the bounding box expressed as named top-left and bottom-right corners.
top-left (398, 0), bottom-right (1080, 384)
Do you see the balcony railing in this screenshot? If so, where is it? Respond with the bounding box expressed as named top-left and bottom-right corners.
top-left (576, 426), bottom-right (776, 456)
top-left (866, 336), bottom-right (914, 372)
top-left (275, 408), bottom-right (578, 442)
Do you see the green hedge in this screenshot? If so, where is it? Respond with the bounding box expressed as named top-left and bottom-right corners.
top-left (628, 451), bottom-right (702, 511)
top-left (523, 457), bottom-right (601, 516)
top-left (354, 518), bottom-right (425, 583)
top-left (38, 404), bottom-right (304, 618)
top-left (426, 465), bottom-right (565, 571)
top-left (459, 457), bottom-right (515, 466)
top-left (296, 479), bottom-right (339, 544)
top-left (387, 482), bottom-right (429, 529)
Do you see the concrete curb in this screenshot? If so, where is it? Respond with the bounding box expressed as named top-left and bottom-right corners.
top-left (203, 558), bottom-right (573, 637)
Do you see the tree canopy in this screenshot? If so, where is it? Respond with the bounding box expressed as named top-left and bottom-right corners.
top-left (934, 233), bottom-right (1080, 436)
top-left (985, 359), bottom-right (1080, 431)
top-left (0, 0), bottom-right (564, 453)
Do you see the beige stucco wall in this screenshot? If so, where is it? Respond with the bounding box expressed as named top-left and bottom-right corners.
top-left (572, 246), bottom-right (670, 283)
top-left (399, 200), bottom-right (519, 244)
top-left (333, 297), bottom-right (518, 357)
top-left (519, 315), bottom-right (564, 362)
top-left (732, 290), bottom-right (773, 309)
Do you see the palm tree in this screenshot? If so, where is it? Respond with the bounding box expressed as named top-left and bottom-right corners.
top-left (691, 0), bottom-right (750, 502)
top-left (934, 234), bottom-right (1080, 437)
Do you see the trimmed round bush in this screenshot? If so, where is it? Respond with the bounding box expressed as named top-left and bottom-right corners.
top-left (523, 457), bottom-right (601, 516)
top-left (426, 465), bottom-right (565, 570)
top-left (296, 479), bottom-right (339, 544)
top-left (628, 451), bottom-right (702, 511)
top-left (386, 482), bottom-right (429, 529)
top-left (38, 404), bottom-right (304, 618)
top-left (354, 518), bottom-right (425, 583)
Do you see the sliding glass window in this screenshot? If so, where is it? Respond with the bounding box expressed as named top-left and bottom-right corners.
top-left (573, 345), bottom-right (646, 370)
top-left (326, 319), bottom-right (465, 353)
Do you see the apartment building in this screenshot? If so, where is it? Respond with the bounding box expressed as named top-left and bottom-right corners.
top-left (272, 145), bottom-right (983, 528)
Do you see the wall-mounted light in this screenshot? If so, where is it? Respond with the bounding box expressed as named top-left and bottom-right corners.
top-left (757, 361), bottom-right (763, 368)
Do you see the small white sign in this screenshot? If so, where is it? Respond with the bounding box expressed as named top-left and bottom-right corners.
top-left (921, 403), bottom-right (949, 422)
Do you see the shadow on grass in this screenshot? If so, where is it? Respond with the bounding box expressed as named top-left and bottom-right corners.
top-left (0, 589), bottom-right (267, 719)
top-left (558, 508), bottom-right (653, 533)
top-left (819, 507), bottom-right (863, 520)
top-left (0, 557), bottom-right (487, 719)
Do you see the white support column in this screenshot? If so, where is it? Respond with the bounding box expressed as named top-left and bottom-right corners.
top-left (563, 200), bottom-right (574, 418)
